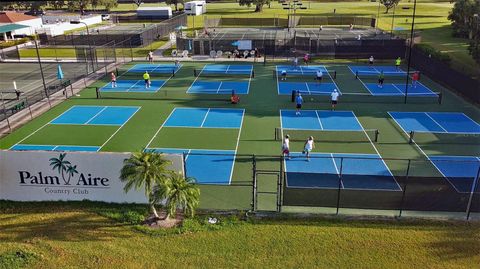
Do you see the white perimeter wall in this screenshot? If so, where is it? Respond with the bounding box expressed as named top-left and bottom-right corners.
top-left (11, 18), bottom-right (43, 36)
top-left (0, 150), bottom-right (184, 203)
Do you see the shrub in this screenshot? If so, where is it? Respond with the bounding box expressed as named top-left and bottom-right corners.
top-left (414, 43), bottom-right (452, 64)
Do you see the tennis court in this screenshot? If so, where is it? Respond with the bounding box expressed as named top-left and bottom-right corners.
top-left (187, 81), bottom-right (249, 94)
top-left (285, 152), bottom-right (400, 191)
top-left (10, 105), bottom-right (140, 152)
top-left (280, 110), bottom-right (364, 131)
top-left (198, 64), bottom-right (253, 76)
top-left (429, 156), bottom-right (480, 193)
top-left (100, 80), bottom-right (167, 93)
top-left (389, 112), bottom-right (480, 134)
top-left (349, 65), bottom-right (437, 97)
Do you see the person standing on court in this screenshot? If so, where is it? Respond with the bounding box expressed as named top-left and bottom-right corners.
top-left (378, 71), bottom-right (384, 88)
top-left (331, 89), bottom-right (339, 110)
top-left (147, 51), bottom-right (154, 63)
top-left (295, 92), bottom-right (303, 115)
top-left (411, 71), bottom-right (420, 88)
top-left (143, 71), bottom-right (151, 89)
top-left (316, 69), bottom-right (323, 85)
top-left (281, 69), bottom-right (287, 81)
top-left (293, 57), bottom-right (299, 70)
top-left (395, 57), bottom-right (402, 70)
top-left (111, 72), bottom-right (117, 88)
top-left (303, 53), bottom-right (310, 65)
top-left (303, 136), bottom-right (315, 162)
top-left (282, 134), bottom-right (291, 159)
top-left (369, 55), bottom-right (374, 66)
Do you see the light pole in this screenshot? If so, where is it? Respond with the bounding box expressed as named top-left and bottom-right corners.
top-left (70, 20), bottom-right (94, 73)
top-left (33, 36), bottom-right (49, 99)
top-left (404, 0), bottom-right (417, 104)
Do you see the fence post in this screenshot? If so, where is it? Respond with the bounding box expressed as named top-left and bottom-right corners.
top-left (336, 157), bottom-right (344, 215)
top-left (398, 159), bottom-right (411, 218)
top-left (252, 154), bottom-right (257, 212)
top-left (278, 155), bottom-right (283, 212)
top-left (466, 164), bottom-right (480, 220)
top-left (0, 93), bottom-right (12, 133)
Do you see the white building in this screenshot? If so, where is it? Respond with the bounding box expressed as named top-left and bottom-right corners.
top-left (0, 12), bottom-right (42, 40)
top-left (185, 1), bottom-right (206, 16)
top-left (137, 7), bottom-right (173, 19)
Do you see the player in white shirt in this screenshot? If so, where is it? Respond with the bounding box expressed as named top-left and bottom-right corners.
top-left (303, 136), bottom-right (315, 161)
top-left (282, 135), bottom-right (291, 159)
top-left (368, 56), bottom-right (374, 66)
top-left (316, 70), bottom-right (323, 85)
top-left (331, 89), bottom-right (340, 110)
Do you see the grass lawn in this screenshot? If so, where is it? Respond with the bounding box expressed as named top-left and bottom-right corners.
top-left (0, 201), bottom-right (479, 268)
top-left (18, 40), bottom-right (168, 58)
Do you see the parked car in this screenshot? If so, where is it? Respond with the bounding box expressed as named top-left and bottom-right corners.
top-left (24, 10), bottom-right (45, 16)
top-left (101, 14), bottom-right (110, 21)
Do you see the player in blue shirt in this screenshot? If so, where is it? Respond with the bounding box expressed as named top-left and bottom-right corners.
top-left (295, 91), bottom-right (303, 115)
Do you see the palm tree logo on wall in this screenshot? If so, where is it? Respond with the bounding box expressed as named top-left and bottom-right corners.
top-left (49, 153), bottom-right (79, 185)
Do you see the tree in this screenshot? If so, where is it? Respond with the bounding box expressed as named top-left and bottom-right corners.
top-left (67, 0), bottom-right (117, 14)
top-left (448, 0), bottom-right (480, 39)
top-left (23, 1), bottom-right (48, 12)
top-left (48, 0), bottom-right (66, 10)
top-left (153, 172), bottom-right (200, 219)
top-left (468, 16), bottom-right (480, 64)
top-left (380, 0), bottom-right (401, 14)
top-left (238, 0), bottom-right (271, 13)
top-left (165, 0), bottom-right (184, 12)
top-left (120, 151), bottom-right (172, 219)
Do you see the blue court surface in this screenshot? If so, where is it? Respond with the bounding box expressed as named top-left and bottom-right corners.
top-left (164, 108), bottom-right (244, 128)
top-left (50, 106), bottom-right (140, 126)
top-left (278, 82), bottom-right (338, 95)
top-left (389, 112), bottom-right (480, 134)
top-left (285, 152), bottom-right (400, 191)
top-left (10, 144), bottom-right (100, 152)
top-left (99, 80), bottom-right (167, 93)
top-left (201, 64), bottom-right (253, 75)
top-left (429, 156), bottom-right (480, 193)
top-left (363, 82), bottom-right (437, 97)
top-left (280, 110), bottom-right (363, 131)
top-left (127, 63), bottom-right (182, 74)
top-left (348, 65), bottom-right (411, 76)
top-left (276, 65), bottom-right (329, 75)
top-left (187, 81), bottom-right (249, 94)
top-left (147, 148), bottom-right (235, 184)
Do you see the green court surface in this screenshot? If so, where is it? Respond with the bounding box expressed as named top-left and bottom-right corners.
top-left (1, 60), bottom-right (479, 212)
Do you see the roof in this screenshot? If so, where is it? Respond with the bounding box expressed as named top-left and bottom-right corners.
top-left (0, 24), bottom-right (29, 34)
top-left (0, 12), bottom-right (38, 23)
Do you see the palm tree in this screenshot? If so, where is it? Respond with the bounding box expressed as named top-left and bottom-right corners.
top-left (49, 153), bottom-right (71, 184)
top-left (120, 151), bottom-right (172, 219)
top-left (65, 164), bottom-right (79, 185)
top-left (153, 172), bottom-right (200, 219)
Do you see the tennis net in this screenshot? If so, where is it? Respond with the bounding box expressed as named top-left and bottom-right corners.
top-left (355, 70), bottom-right (418, 80)
top-left (298, 91), bottom-right (442, 104)
top-left (273, 70), bottom-right (337, 80)
top-left (194, 68), bottom-right (254, 78)
top-left (409, 131), bottom-right (480, 145)
top-left (116, 67), bottom-right (177, 79)
top-left (275, 128), bottom-right (379, 143)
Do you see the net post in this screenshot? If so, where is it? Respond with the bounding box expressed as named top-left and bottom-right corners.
top-left (355, 71), bottom-right (359, 79)
top-left (398, 159), bottom-right (411, 218)
top-left (95, 87), bottom-right (100, 99)
top-left (193, 68), bottom-right (197, 77)
top-left (252, 154), bottom-right (257, 212)
top-left (408, 131), bottom-right (414, 144)
top-left (172, 69), bottom-right (175, 77)
top-left (115, 68), bottom-right (119, 76)
top-left (291, 90), bottom-right (295, 102)
top-left (438, 92), bottom-right (443, 105)
top-left (252, 70), bottom-right (255, 78)
top-left (333, 70), bottom-right (337, 79)
top-left (374, 129), bottom-right (379, 142)
top-left (336, 157), bottom-right (344, 215)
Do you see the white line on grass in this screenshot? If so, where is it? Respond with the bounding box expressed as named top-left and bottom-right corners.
top-left (97, 107), bottom-right (141, 151)
top-left (144, 108), bottom-right (177, 149)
